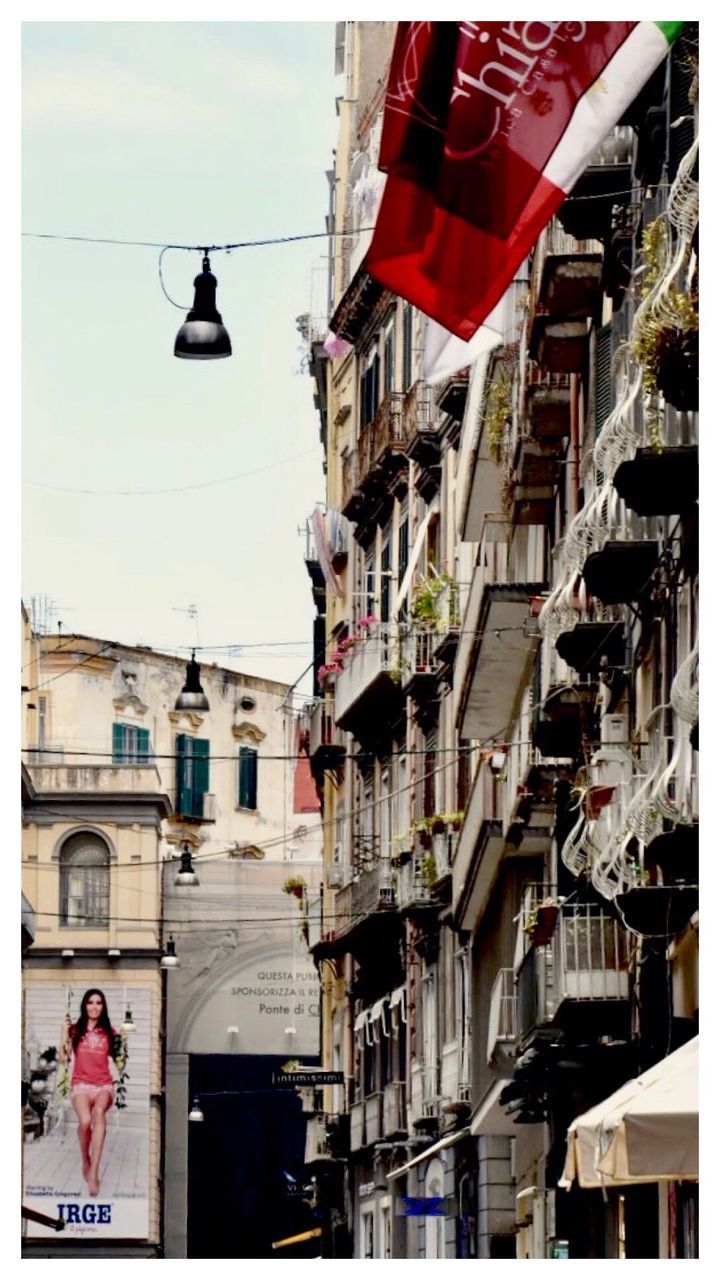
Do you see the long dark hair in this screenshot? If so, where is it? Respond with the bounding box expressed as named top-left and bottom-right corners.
top-left (71, 988), bottom-right (114, 1045)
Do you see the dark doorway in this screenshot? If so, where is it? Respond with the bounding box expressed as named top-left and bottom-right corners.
top-left (187, 1054), bottom-right (319, 1259)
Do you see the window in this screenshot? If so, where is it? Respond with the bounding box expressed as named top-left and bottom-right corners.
top-left (380, 531), bottom-right (392, 622)
top-left (60, 833), bottom-right (110, 927)
top-left (38, 695), bottom-right (47, 752)
top-left (175, 734), bottom-right (209, 818)
top-left (383, 316), bottom-right (395, 397)
top-left (360, 346), bottom-right (379, 429)
top-left (112, 723), bottom-right (150, 764)
top-left (238, 746), bottom-right (258, 810)
top-left (365, 550), bottom-right (376, 620)
top-left (402, 302), bottom-right (413, 390)
top-left (397, 513), bottom-right (409, 622)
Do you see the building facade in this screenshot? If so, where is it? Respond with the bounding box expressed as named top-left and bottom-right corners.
top-left (21, 631), bottom-right (322, 1257)
top-left (301, 20), bottom-right (698, 1261)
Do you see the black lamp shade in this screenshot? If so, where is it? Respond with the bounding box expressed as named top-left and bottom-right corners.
top-left (175, 846), bottom-right (199, 887)
top-left (175, 653), bottom-right (209, 712)
top-left (174, 256), bottom-right (231, 360)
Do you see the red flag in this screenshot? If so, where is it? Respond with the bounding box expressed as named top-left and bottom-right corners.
top-left (367, 21), bottom-right (643, 339)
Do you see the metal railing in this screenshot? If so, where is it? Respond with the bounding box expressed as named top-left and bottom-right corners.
top-left (395, 853), bottom-right (434, 910)
top-left (399, 626), bottom-right (441, 687)
top-left (332, 859), bottom-right (395, 936)
top-left (403, 379), bottom-right (435, 438)
top-left (364, 1091), bottom-right (384, 1145)
top-left (307, 698), bottom-right (344, 758)
top-left (334, 623), bottom-right (400, 725)
top-left (350, 1100), bottom-right (365, 1152)
top-left (382, 1080), bottom-right (406, 1136)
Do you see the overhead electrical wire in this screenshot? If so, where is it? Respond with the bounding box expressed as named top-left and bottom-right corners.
top-left (24, 447), bottom-right (318, 496)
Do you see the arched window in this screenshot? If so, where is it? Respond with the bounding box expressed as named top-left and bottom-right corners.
top-left (59, 833), bottom-right (110, 927)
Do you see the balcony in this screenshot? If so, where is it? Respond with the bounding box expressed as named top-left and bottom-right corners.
top-left (409, 1062), bottom-right (441, 1133)
top-left (304, 1114), bottom-right (332, 1164)
top-left (395, 851), bottom-right (438, 915)
top-left (173, 790), bottom-right (216, 824)
top-left (487, 968), bottom-right (518, 1075)
top-left (403, 380), bottom-right (440, 467)
top-left (382, 1081), bottom-right (407, 1137)
top-left (334, 623), bottom-right (403, 734)
top-left (532, 682), bottom-right (598, 759)
top-left (456, 580), bottom-right (544, 742)
top-left (614, 445), bottom-right (699, 517)
top-left (27, 761), bottom-right (164, 795)
top-left (556, 126), bottom-right (635, 242)
top-left (340, 392), bottom-right (408, 523)
top-left (364, 1091), bottom-right (384, 1145)
top-left (532, 222), bottom-right (604, 321)
top-left (516, 901), bottom-right (629, 1046)
top-left (350, 1099), bottom-right (365, 1153)
top-left (525, 367), bottom-right (572, 443)
top-left (430, 579), bottom-right (466, 668)
top-left (435, 367), bottom-right (469, 424)
top-left (399, 626), bottom-right (441, 700)
top-left (332, 860), bottom-right (398, 954)
top-left (307, 698), bottom-right (346, 773)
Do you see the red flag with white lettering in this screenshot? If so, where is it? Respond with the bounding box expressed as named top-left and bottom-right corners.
top-left (366, 21), bottom-right (682, 340)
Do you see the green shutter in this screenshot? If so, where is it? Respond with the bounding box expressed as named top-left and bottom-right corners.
top-left (239, 746), bottom-right (258, 810)
top-left (112, 723), bottom-right (125, 764)
top-left (137, 727), bottom-right (150, 762)
top-left (192, 738), bottom-right (210, 817)
top-left (176, 733), bottom-right (192, 815)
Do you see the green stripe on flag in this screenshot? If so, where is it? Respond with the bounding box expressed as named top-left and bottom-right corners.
top-left (655, 22), bottom-right (685, 44)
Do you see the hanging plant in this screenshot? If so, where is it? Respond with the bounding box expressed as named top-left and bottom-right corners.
top-left (483, 374), bottom-right (513, 464)
top-left (631, 216), bottom-right (699, 431)
top-left (283, 875), bottom-right (307, 900)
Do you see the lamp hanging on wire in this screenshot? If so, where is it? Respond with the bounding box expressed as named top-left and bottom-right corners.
top-left (188, 1097), bottom-right (205, 1123)
top-left (175, 650), bottom-right (209, 712)
top-left (161, 936), bottom-right (180, 969)
top-left (174, 253), bottom-right (231, 359)
top-left (175, 842), bottom-right (199, 887)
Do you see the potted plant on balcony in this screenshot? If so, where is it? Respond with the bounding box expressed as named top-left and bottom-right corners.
top-left (523, 898), bottom-right (561, 946)
top-left (631, 216), bottom-right (699, 423)
top-left (283, 875), bottom-right (306, 901)
top-left (419, 854), bottom-right (437, 891)
top-left (412, 816), bottom-right (433, 849)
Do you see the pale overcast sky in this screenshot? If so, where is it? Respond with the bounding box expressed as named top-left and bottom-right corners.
top-left (22, 20), bottom-right (339, 688)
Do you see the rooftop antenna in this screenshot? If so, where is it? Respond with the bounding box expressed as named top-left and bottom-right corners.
top-left (173, 603), bottom-right (200, 650)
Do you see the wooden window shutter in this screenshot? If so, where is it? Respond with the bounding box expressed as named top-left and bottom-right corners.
top-left (137, 727), bottom-right (150, 761)
top-left (192, 738), bottom-right (210, 817)
top-left (176, 733), bottom-right (192, 815)
top-left (112, 722), bottom-right (125, 763)
top-left (239, 746), bottom-right (258, 810)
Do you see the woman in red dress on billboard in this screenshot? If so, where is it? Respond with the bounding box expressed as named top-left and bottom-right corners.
top-left (59, 989), bottom-right (119, 1197)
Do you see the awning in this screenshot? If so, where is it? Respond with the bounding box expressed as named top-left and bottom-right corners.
top-left (393, 500), bottom-right (440, 618)
top-left (387, 1128), bottom-right (470, 1181)
top-left (560, 1036), bottom-right (698, 1189)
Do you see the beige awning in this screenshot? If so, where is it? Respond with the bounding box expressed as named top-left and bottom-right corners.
top-left (387, 1127), bottom-right (470, 1181)
top-left (560, 1036), bottom-right (698, 1189)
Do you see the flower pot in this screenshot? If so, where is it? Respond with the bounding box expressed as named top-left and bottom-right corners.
top-left (530, 904), bottom-right (559, 946)
top-left (655, 327), bottom-right (698, 412)
top-left (586, 785), bottom-right (616, 820)
top-left (417, 829), bottom-right (432, 850)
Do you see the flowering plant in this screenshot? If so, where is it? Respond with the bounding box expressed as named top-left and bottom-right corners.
top-left (357, 614), bottom-right (378, 629)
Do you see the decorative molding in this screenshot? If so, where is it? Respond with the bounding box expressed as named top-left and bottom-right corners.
top-left (231, 721), bottom-right (266, 744)
top-left (167, 710), bottom-right (205, 730)
top-left (113, 694), bottom-right (148, 717)
top-left (164, 831), bottom-right (203, 852)
top-left (228, 843), bottom-right (265, 860)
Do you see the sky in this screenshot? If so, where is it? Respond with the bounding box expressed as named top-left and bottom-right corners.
top-left (21, 20), bottom-right (340, 690)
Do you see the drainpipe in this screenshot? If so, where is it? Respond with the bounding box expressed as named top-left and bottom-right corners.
top-left (567, 372), bottom-right (581, 522)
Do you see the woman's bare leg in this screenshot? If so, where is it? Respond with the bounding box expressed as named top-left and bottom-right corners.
top-left (87, 1090), bottom-right (113, 1196)
top-left (71, 1093), bottom-right (92, 1180)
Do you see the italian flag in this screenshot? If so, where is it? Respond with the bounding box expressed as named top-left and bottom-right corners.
top-left (367, 22), bottom-right (685, 341)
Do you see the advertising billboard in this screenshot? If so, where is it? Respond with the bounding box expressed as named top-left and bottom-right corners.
top-left (22, 982), bottom-right (151, 1241)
